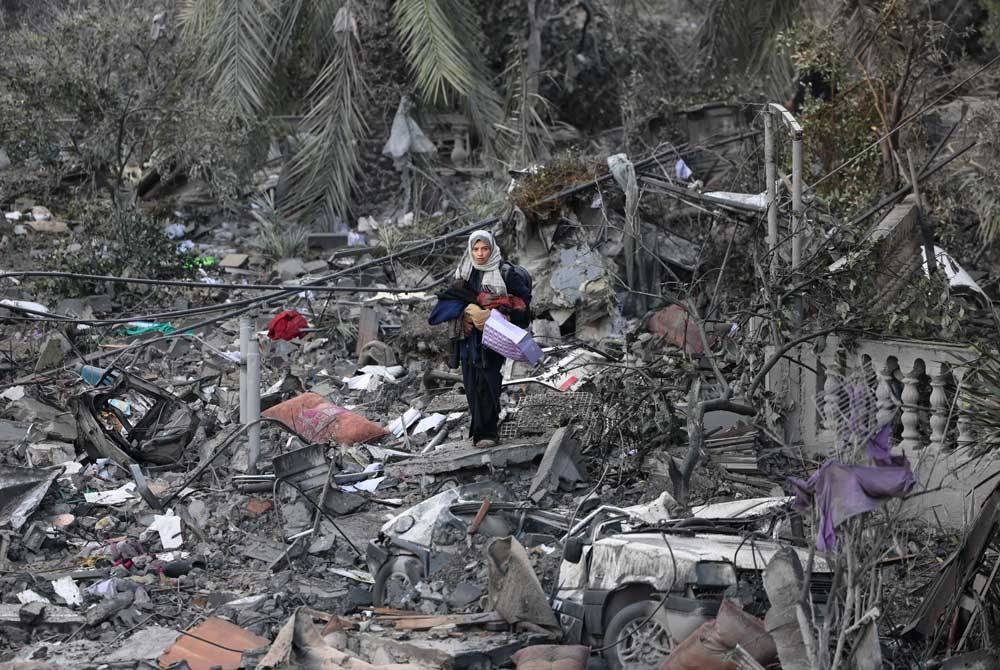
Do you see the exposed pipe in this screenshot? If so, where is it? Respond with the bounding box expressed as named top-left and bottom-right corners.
top-left (239, 316), bottom-right (250, 426)
top-left (246, 332), bottom-right (261, 475)
top-left (764, 113), bottom-right (777, 280)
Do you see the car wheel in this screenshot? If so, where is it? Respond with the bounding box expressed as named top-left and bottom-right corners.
top-left (603, 600), bottom-right (674, 670)
top-left (372, 555), bottom-right (425, 608)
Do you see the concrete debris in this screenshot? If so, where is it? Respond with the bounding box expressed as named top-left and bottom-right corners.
top-left (0, 122), bottom-right (993, 670)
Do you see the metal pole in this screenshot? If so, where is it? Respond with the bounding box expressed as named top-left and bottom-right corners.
top-left (246, 334), bottom-right (261, 475)
top-left (791, 133), bottom-right (803, 272)
top-left (239, 317), bottom-right (250, 426)
top-left (764, 113), bottom-right (777, 280)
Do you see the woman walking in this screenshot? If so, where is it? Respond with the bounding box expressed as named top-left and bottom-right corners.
top-left (429, 232), bottom-right (531, 447)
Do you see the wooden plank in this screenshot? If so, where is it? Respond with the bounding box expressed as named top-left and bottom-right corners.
top-left (386, 611), bottom-right (505, 631)
top-left (385, 440), bottom-right (548, 478)
top-left (355, 306), bottom-right (379, 360)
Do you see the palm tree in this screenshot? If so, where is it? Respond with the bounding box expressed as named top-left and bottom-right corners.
top-left (177, 0), bottom-right (501, 225)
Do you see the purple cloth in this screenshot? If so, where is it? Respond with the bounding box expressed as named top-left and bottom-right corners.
top-left (788, 424), bottom-right (915, 551)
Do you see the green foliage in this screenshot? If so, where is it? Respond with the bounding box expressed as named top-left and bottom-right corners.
top-left (249, 191), bottom-right (308, 260)
top-left (391, 0), bottom-right (501, 150)
top-left (798, 88), bottom-right (883, 218)
top-left (283, 17), bottom-right (368, 226)
top-left (955, 103), bottom-right (1000, 243)
top-left (813, 246), bottom-right (967, 341)
top-left (0, 0), bottom-right (253, 205)
top-left (51, 201), bottom-right (190, 296)
top-left (697, 0), bottom-right (800, 83)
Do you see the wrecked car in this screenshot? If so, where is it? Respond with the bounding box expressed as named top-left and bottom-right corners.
top-left (369, 489), bottom-right (831, 670)
top-left (366, 482), bottom-right (568, 608)
top-left (553, 496), bottom-right (832, 670)
top-left (73, 369), bottom-right (201, 466)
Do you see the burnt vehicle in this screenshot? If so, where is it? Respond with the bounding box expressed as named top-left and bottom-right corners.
top-left (367, 489), bottom-right (831, 670)
top-left (553, 497), bottom-right (832, 670)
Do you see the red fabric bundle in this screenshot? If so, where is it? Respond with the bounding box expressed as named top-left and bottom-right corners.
top-left (477, 292), bottom-right (527, 311)
top-left (267, 310), bottom-right (308, 341)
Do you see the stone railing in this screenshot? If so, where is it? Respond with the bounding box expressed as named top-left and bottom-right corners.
top-left (771, 335), bottom-right (998, 527)
top-left (773, 335), bottom-right (981, 456)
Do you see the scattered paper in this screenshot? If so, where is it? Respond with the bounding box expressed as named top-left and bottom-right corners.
top-left (87, 579), bottom-right (117, 598)
top-left (52, 576), bottom-right (83, 607)
top-left (84, 482), bottom-right (137, 505)
top-left (328, 568), bottom-right (374, 584)
top-left (413, 413), bottom-right (446, 435)
top-left (359, 365), bottom-right (405, 379)
top-left (17, 590), bottom-right (50, 604)
top-left (0, 385), bottom-right (25, 401)
top-left (344, 373), bottom-right (381, 392)
top-left (386, 408), bottom-right (422, 437)
top-left (149, 513), bottom-right (183, 550)
top-left (342, 476), bottom-right (385, 494)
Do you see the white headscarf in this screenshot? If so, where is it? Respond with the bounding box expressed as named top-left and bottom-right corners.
top-left (454, 231), bottom-right (507, 295)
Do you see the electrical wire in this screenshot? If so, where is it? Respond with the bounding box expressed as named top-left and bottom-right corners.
top-left (806, 52), bottom-right (1000, 193)
top-left (0, 269), bottom-right (449, 294)
top-left (0, 273), bottom-right (450, 326)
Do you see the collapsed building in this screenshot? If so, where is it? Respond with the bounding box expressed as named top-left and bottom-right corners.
top-left (1, 94), bottom-right (1000, 670)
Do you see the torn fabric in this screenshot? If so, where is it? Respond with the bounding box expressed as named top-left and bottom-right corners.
top-left (788, 425), bottom-right (915, 551)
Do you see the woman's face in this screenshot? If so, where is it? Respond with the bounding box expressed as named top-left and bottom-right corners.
top-left (471, 239), bottom-right (492, 264)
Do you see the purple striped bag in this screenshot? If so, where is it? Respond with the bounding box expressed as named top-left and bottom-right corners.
top-left (482, 310), bottom-right (543, 364)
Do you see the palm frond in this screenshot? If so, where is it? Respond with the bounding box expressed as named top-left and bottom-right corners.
top-left (392, 0), bottom-right (500, 143)
top-left (203, 0), bottom-right (278, 119)
top-left (496, 48), bottom-right (554, 168)
top-left (272, 0), bottom-right (307, 58)
top-left (176, 0), bottom-right (220, 41)
top-left (698, 0), bottom-right (802, 76)
top-left (282, 5), bottom-right (368, 225)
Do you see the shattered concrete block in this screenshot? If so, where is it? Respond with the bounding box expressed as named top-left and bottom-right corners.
top-left (19, 601), bottom-right (47, 626)
top-left (34, 332), bottom-right (72, 372)
top-left (528, 428), bottom-right (585, 503)
top-left (306, 232), bottom-right (350, 250)
top-left (2, 397), bottom-right (77, 442)
top-left (273, 257), bottom-right (307, 280)
top-left (446, 582), bottom-right (483, 610)
top-left (323, 489), bottom-right (366, 515)
top-left (763, 547), bottom-right (811, 670)
top-left (27, 442), bottom-right (76, 467)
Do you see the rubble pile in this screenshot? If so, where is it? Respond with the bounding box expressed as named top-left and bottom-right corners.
top-left (2, 135), bottom-right (1000, 670)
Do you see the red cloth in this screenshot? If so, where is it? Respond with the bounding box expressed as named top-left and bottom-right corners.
top-left (267, 310), bottom-right (308, 341)
top-left (477, 292), bottom-right (526, 312)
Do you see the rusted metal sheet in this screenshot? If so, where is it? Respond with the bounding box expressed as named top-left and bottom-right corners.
top-left (158, 617), bottom-right (268, 670)
top-left (904, 481), bottom-right (1000, 642)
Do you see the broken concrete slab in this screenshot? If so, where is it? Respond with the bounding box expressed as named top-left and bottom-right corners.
top-left (26, 442), bottom-right (76, 467)
top-left (528, 427), bottom-right (585, 503)
top-left (104, 626), bottom-right (181, 664)
top-left (306, 232), bottom-right (350, 250)
top-left (2, 397), bottom-right (77, 442)
top-left (35, 333), bottom-right (73, 372)
top-left (0, 465), bottom-right (62, 530)
top-left (303, 259), bottom-right (329, 274)
top-left (346, 629), bottom-right (533, 669)
top-left (219, 253), bottom-right (249, 269)
top-left (0, 603), bottom-right (83, 630)
top-left (273, 257), bottom-right (307, 280)
top-left (385, 439), bottom-right (549, 478)
top-left (0, 419), bottom-right (31, 450)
